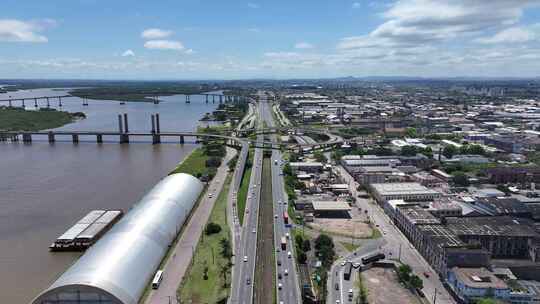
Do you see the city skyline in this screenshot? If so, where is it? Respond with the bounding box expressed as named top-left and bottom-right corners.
top-left (2, 0), bottom-right (540, 79)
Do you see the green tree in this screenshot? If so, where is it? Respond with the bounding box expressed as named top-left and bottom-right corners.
top-left (297, 252), bottom-right (308, 264)
top-left (405, 127), bottom-right (418, 138)
top-left (283, 163), bottom-right (292, 176)
top-left (401, 145), bottom-right (419, 156)
top-left (443, 145), bottom-right (458, 159)
top-left (205, 222), bottom-right (222, 235)
top-left (220, 238), bottom-right (232, 259)
top-left (397, 264), bottom-right (412, 282)
top-left (409, 274), bottom-right (424, 289)
top-left (302, 239), bottom-right (311, 252)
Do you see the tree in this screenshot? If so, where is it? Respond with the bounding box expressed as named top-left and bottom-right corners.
top-left (283, 163), bottom-right (292, 176)
top-left (405, 127), bottom-right (418, 138)
top-left (220, 238), bottom-right (232, 258)
top-left (409, 274), bottom-right (424, 289)
top-left (205, 222), bottom-right (222, 235)
top-left (452, 172), bottom-right (470, 187)
top-left (295, 234), bottom-right (304, 247)
top-left (302, 239), bottom-right (311, 252)
top-left (206, 157), bottom-right (222, 168)
top-left (443, 145), bottom-right (458, 159)
top-left (297, 252), bottom-right (308, 264)
top-left (401, 145), bottom-right (419, 156)
top-left (397, 264), bottom-right (412, 282)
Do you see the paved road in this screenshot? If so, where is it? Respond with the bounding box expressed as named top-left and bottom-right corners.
top-left (334, 166), bottom-right (456, 304)
top-left (146, 147), bottom-right (237, 304)
top-left (230, 103), bottom-right (264, 304)
top-left (260, 97), bottom-right (302, 304)
top-left (327, 238), bottom-right (387, 304)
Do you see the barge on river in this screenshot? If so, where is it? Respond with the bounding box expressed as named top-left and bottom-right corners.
top-left (50, 209), bottom-right (123, 251)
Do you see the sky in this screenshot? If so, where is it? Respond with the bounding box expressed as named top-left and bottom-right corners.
top-left (1, 0), bottom-right (540, 79)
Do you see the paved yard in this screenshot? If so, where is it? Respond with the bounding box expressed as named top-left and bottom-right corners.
top-left (362, 267), bottom-right (421, 304)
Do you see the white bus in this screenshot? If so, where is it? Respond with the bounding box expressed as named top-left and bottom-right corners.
top-left (152, 270), bottom-right (164, 289)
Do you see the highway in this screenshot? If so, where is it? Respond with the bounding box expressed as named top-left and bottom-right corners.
top-left (145, 148), bottom-right (236, 304)
top-left (260, 96), bottom-right (302, 304)
top-left (230, 103), bottom-right (264, 304)
top-left (334, 165), bottom-right (456, 304)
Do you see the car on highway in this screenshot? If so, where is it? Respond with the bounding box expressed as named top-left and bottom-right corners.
top-left (423, 271), bottom-right (430, 278)
top-left (246, 278), bottom-right (251, 285)
top-left (243, 256), bottom-right (248, 262)
top-left (252, 229), bottom-right (256, 233)
top-left (277, 260), bottom-right (281, 266)
top-left (340, 261), bottom-right (347, 267)
top-left (335, 283), bottom-right (339, 290)
top-left (278, 273), bottom-right (282, 279)
top-left (287, 251), bottom-right (292, 258)
top-left (208, 193), bottom-right (213, 198)
top-left (278, 283), bottom-right (283, 290)
top-left (353, 262), bottom-right (361, 269)
top-left (274, 214), bottom-right (278, 218)
top-left (284, 269), bottom-right (288, 276)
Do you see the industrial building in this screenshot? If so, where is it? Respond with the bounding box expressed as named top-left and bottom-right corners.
top-left (32, 173), bottom-right (204, 304)
top-left (370, 182), bottom-right (441, 203)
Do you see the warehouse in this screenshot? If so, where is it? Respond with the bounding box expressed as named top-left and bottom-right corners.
top-left (370, 182), bottom-right (441, 204)
top-left (32, 173), bottom-right (204, 304)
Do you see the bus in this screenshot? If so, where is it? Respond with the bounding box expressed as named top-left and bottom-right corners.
top-left (152, 270), bottom-right (164, 289)
top-left (343, 262), bottom-right (353, 281)
top-left (281, 236), bottom-right (287, 250)
top-left (361, 252), bottom-right (385, 265)
top-left (283, 211), bottom-right (289, 225)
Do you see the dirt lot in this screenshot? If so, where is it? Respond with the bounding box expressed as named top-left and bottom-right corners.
top-left (361, 267), bottom-right (421, 304)
top-left (308, 207), bottom-right (373, 238)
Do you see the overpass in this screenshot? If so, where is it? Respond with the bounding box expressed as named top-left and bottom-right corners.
top-left (0, 93), bottom-right (247, 108)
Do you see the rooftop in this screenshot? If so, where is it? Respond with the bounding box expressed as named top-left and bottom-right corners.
top-left (371, 182), bottom-right (440, 196)
top-left (446, 216), bottom-right (538, 237)
top-left (451, 267), bottom-right (508, 290)
top-left (397, 205), bottom-right (441, 225)
top-left (311, 200), bottom-right (352, 211)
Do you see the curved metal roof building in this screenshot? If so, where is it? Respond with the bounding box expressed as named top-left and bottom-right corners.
top-left (32, 173), bottom-right (204, 304)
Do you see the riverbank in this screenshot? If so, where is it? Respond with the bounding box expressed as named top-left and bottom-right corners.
top-left (0, 106), bottom-right (85, 131)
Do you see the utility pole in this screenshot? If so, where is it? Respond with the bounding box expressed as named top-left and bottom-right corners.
top-left (398, 244), bottom-right (402, 262)
top-left (433, 288), bottom-right (437, 304)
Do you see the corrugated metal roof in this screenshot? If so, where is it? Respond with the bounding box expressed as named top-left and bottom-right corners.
top-left (78, 210), bottom-right (107, 224)
top-left (76, 222), bottom-right (109, 240)
top-left (33, 173), bottom-right (204, 304)
top-left (57, 223), bottom-right (92, 242)
top-left (95, 210), bottom-right (122, 224)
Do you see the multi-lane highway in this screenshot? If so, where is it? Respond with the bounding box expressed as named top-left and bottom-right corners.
top-left (260, 96), bottom-right (302, 304)
top-left (334, 165), bottom-right (456, 304)
top-left (230, 103), bottom-right (264, 304)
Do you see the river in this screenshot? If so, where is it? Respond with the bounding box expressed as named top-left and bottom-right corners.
top-left (0, 88), bottom-right (221, 304)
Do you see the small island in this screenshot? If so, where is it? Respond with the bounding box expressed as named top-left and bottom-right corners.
top-left (0, 106), bottom-right (86, 131)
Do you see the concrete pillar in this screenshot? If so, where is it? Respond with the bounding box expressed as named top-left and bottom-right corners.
top-left (72, 134), bottom-right (79, 143)
top-left (48, 131), bottom-right (55, 143)
top-left (34, 98), bottom-right (38, 108)
top-left (118, 114), bottom-right (124, 134)
top-left (185, 95), bottom-right (190, 103)
top-left (120, 134), bottom-right (129, 144)
top-left (205, 95), bottom-right (209, 103)
top-left (123, 113), bottom-right (129, 133)
top-left (46, 97), bottom-right (50, 108)
top-left (22, 100), bottom-right (25, 108)
top-left (180, 135), bottom-right (184, 144)
top-left (213, 95), bottom-right (215, 103)
top-left (97, 134), bottom-right (103, 143)
top-left (219, 95), bottom-right (223, 104)
top-left (152, 134), bottom-right (160, 144)
top-left (156, 113), bottom-right (161, 133)
top-left (58, 97), bottom-right (62, 107)
top-left (151, 114), bottom-right (156, 133)
top-left (8, 100), bottom-right (12, 107)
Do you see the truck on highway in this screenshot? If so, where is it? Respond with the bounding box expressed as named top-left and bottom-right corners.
top-left (281, 236), bottom-right (287, 250)
top-left (343, 262), bottom-right (353, 281)
top-left (283, 211), bottom-right (289, 225)
top-left (361, 252), bottom-right (385, 264)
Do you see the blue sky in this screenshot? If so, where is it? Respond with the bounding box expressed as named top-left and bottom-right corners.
top-left (1, 0), bottom-right (540, 79)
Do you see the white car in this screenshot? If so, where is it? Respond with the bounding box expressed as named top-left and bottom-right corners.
top-left (208, 193), bottom-right (213, 198)
top-left (252, 229), bottom-right (256, 233)
top-left (274, 214), bottom-right (278, 218)
top-left (284, 269), bottom-right (288, 276)
top-left (287, 251), bottom-right (292, 258)
top-left (340, 261), bottom-right (346, 267)
top-left (243, 256), bottom-right (248, 262)
top-left (278, 283), bottom-right (283, 290)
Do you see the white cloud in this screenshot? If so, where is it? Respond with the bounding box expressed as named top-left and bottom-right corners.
top-left (476, 26), bottom-right (537, 44)
top-left (247, 2), bottom-right (260, 9)
top-left (294, 42), bottom-right (314, 49)
top-left (248, 28), bottom-right (261, 33)
top-left (121, 49), bottom-right (135, 57)
top-left (185, 49), bottom-right (195, 55)
top-left (0, 19), bottom-right (54, 42)
top-left (144, 40), bottom-right (184, 50)
top-left (352, 2), bottom-right (361, 8)
top-left (141, 28), bottom-right (173, 39)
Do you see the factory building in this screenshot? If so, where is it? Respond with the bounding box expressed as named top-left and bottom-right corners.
top-left (32, 173), bottom-right (204, 304)
top-left (370, 182), bottom-right (441, 204)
